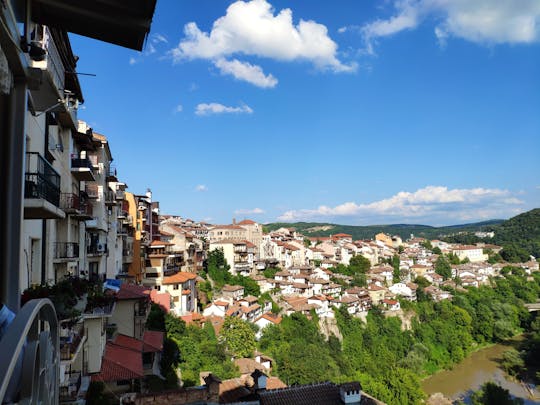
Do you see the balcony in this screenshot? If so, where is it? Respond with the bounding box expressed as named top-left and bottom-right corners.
top-left (71, 156), bottom-right (95, 181)
top-left (104, 190), bottom-right (116, 205)
top-left (85, 183), bottom-right (99, 199)
top-left (60, 193), bottom-right (93, 219)
top-left (59, 371), bottom-right (90, 403)
top-left (60, 322), bottom-right (85, 361)
top-left (87, 243), bottom-right (107, 256)
top-left (106, 165), bottom-right (118, 182)
top-left (115, 189), bottom-right (125, 200)
top-left (164, 265), bottom-right (180, 276)
top-left (54, 242), bottom-right (79, 261)
top-left (27, 26), bottom-right (65, 112)
top-left (85, 218), bottom-right (107, 232)
top-left (24, 152), bottom-right (65, 219)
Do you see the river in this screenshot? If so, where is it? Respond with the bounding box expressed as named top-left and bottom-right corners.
top-left (421, 337), bottom-right (540, 404)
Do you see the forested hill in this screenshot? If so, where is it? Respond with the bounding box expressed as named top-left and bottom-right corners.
top-left (490, 208), bottom-right (540, 259)
top-left (263, 219), bottom-right (503, 241)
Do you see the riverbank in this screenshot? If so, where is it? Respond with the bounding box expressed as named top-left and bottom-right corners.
top-left (421, 335), bottom-right (539, 404)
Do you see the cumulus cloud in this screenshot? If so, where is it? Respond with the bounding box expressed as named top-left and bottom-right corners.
top-left (214, 58), bottom-right (278, 88)
top-left (235, 207), bottom-right (265, 215)
top-left (195, 184), bottom-right (208, 192)
top-left (195, 102), bottom-right (253, 116)
top-left (277, 186), bottom-right (524, 224)
top-left (170, 0), bottom-right (355, 87)
top-left (361, 0), bottom-right (540, 53)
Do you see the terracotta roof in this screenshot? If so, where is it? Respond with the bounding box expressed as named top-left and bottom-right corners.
top-left (219, 378), bottom-right (251, 403)
top-left (237, 219), bottom-right (256, 225)
top-left (234, 358), bottom-right (265, 375)
top-left (116, 283), bottom-right (150, 300)
top-left (383, 299), bottom-right (398, 305)
top-left (150, 289), bottom-right (171, 312)
top-left (114, 334), bottom-right (143, 351)
top-left (162, 271), bottom-right (197, 285)
top-left (266, 377), bottom-right (287, 390)
top-left (143, 330), bottom-right (164, 352)
top-left (180, 312), bottom-right (204, 325)
top-left (182, 289), bottom-right (191, 295)
top-left (150, 240), bottom-right (173, 246)
top-left (256, 312), bottom-right (282, 325)
top-left (92, 339), bottom-right (143, 382)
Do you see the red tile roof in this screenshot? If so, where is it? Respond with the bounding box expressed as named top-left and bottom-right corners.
top-left (114, 334), bottom-right (143, 351)
top-left (143, 330), bottom-right (164, 352)
top-left (150, 289), bottom-right (171, 312)
top-left (116, 283), bottom-right (150, 300)
top-left (237, 219), bottom-right (256, 225)
top-left (162, 271), bottom-right (197, 285)
top-left (92, 342), bottom-right (143, 382)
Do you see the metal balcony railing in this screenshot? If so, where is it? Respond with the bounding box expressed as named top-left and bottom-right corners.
top-left (0, 299), bottom-right (59, 404)
top-left (87, 243), bottom-right (107, 255)
top-left (54, 242), bottom-right (79, 259)
top-left (71, 157), bottom-right (92, 170)
top-left (60, 322), bottom-right (84, 361)
top-left (24, 152), bottom-right (61, 206)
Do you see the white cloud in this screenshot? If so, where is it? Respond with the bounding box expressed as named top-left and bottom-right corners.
top-left (195, 102), bottom-right (253, 116)
top-left (195, 184), bottom-right (208, 192)
top-left (235, 207), bottom-right (265, 215)
top-left (170, 0), bottom-right (356, 87)
top-left (361, 0), bottom-right (540, 53)
top-left (277, 185), bottom-right (524, 224)
top-left (152, 33), bottom-right (168, 44)
top-left (214, 58), bottom-right (278, 88)
top-left (129, 57), bottom-right (137, 65)
top-left (174, 104), bottom-right (183, 113)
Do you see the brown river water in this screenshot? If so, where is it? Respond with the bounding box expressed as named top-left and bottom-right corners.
top-left (421, 337), bottom-right (540, 404)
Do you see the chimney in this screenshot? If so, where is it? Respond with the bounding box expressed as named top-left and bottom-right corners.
top-left (232, 218), bottom-right (236, 225)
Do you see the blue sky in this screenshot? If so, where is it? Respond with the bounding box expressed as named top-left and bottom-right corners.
top-left (70, 0), bottom-right (540, 226)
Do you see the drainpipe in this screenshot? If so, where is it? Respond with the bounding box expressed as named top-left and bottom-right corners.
top-left (0, 78), bottom-right (27, 312)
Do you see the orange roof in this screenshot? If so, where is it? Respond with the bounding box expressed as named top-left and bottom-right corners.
top-left (162, 271), bottom-right (197, 285)
top-left (257, 312), bottom-right (282, 324)
top-left (237, 219), bottom-right (256, 225)
top-left (150, 289), bottom-right (171, 312)
top-left (182, 289), bottom-right (191, 295)
top-left (150, 240), bottom-right (173, 246)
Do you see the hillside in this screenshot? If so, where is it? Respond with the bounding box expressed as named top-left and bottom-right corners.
top-left (490, 208), bottom-right (540, 259)
top-left (263, 219), bottom-right (504, 241)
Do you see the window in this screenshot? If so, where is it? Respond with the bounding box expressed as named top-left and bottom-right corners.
top-left (173, 284), bottom-right (179, 290)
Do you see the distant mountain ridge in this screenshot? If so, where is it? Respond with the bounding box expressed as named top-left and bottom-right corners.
top-left (263, 219), bottom-right (504, 241)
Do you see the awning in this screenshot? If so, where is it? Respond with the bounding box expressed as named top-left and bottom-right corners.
top-left (30, 0), bottom-right (157, 51)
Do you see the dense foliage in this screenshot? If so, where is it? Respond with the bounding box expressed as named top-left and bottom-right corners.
top-left (492, 209), bottom-right (540, 260)
top-left (146, 303), bottom-right (239, 388)
top-left (206, 248), bottom-right (261, 296)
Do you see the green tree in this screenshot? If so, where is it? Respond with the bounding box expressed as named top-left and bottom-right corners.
top-left (501, 348), bottom-right (525, 377)
top-left (221, 316), bottom-right (256, 358)
top-left (471, 382), bottom-right (524, 405)
top-left (435, 256), bottom-right (452, 280)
